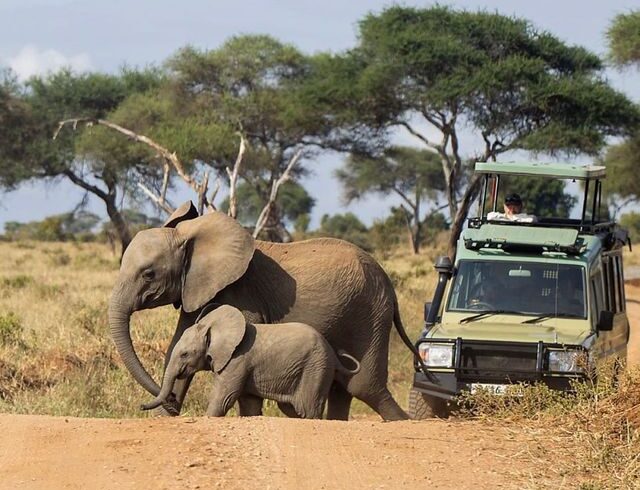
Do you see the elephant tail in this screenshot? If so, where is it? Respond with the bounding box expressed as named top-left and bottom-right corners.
top-left (335, 350), bottom-right (361, 375)
top-left (392, 296), bottom-right (436, 382)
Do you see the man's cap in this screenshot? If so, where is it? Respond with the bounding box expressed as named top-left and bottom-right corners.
top-left (504, 193), bottom-right (522, 205)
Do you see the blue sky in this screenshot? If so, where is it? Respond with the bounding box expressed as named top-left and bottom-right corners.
top-left (0, 0), bottom-right (638, 230)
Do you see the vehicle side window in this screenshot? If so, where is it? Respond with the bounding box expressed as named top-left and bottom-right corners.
top-left (590, 271), bottom-right (604, 326)
top-left (616, 255), bottom-right (625, 312)
top-left (602, 255), bottom-right (624, 313)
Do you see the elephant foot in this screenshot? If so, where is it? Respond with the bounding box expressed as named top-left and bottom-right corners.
top-left (326, 383), bottom-right (352, 420)
top-left (151, 394), bottom-right (181, 417)
top-left (236, 395), bottom-right (263, 416)
top-left (362, 389), bottom-right (409, 421)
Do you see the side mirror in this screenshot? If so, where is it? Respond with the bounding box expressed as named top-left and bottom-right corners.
top-left (424, 302), bottom-right (432, 322)
top-left (597, 310), bottom-right (614, 331)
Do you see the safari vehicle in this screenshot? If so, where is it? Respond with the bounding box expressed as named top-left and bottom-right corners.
top-left (409, 162), bottom-right (631, 419)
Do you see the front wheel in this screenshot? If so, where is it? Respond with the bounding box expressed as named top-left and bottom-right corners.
top-left (407, 388), bottom-right (450, 419)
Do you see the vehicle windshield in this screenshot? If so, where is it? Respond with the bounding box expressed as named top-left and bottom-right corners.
top-left (447, 260), bottom-right (586, 318)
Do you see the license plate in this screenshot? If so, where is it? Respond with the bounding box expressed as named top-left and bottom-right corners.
top-left (469, 383), bottom-right (507, 395)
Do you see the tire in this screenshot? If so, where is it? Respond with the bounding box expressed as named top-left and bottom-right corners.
top-left (407, 388), bottom-right (450, 419)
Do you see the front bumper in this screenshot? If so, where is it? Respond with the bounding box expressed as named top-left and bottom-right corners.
top-left (413, 338), bottom-right (585, 400)
top-left (413, 371), bottom-right (577, 400)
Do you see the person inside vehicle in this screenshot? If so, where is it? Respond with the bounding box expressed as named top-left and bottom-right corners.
top-left (487, 193), bottom-right (537, 223)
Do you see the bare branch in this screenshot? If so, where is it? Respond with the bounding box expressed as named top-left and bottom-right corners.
top-left (137, 182), bottom-right (175, 215)
top-left (208, 177), bottom-right (222, 212)
top-left (226, 134), bottom-right (247, 219)
top-left (397, 121), bottom-right (442, 153)
top-left (160, 162), bottom-right (170, 207)
top-left (253, 148), bottom-right (303, 239)
top-left (198, 171), bottom-right (210, 215)
top-left (54, 117), bottom-right (212, 209)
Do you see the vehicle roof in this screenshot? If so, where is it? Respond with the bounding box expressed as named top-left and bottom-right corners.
top-left (475, 161), bottom-right (606, 180)
top-left (457, 224), bottom-right (603, 266)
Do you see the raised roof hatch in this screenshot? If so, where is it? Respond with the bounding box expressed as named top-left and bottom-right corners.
top-left (475, 162), bottom-right (606, 180)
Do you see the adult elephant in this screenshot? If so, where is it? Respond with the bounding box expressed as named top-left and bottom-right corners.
top-left (108, 202), bottom-right (418, 421)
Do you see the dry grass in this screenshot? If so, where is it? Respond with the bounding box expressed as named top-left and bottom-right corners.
top-left (0, 240), bottom-right (439, 418)
top-left (457, 360), bottom-right (640, 489)
top-left (2, 239), bottom-right (640, 487)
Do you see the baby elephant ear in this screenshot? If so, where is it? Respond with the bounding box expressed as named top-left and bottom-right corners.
top-left (163, 201), bottom-right (199, 228)
top-left (201, 305), bottom-right (246, 374)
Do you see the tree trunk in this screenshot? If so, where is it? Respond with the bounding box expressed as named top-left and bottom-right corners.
top-left (412, 222), bottom-right (422, 255)
top-left (105, 198), bottom-right (132, 259)
top-left (447, 175), bottom-right (482, 260)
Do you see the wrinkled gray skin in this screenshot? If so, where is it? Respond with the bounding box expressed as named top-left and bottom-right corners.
top-left (142, 305), bottom-right (361, 418)
top-left (108, 201), bottom-right (415, 421)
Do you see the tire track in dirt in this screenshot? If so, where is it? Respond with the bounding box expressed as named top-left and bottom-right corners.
top-left (250, 418), bottom-right (527, 489)
top-left (0, 414), bottom-right (532, 489)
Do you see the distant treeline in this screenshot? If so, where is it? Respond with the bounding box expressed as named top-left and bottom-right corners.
top-left (1, 6), bottom-right (638, 258)
top-left (0, 208), bottom-right (451, 255)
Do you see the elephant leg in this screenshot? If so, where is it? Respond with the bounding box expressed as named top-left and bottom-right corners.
top-left (326, 382), bottom-right (352, 420)
top-left (237, 395), bottom-right (264, 416)
top-left (153, 314), bottom-right (199, 417)
top-left (357, 388), bottom-right (408, 421)
top-left (152, 374), bottom-right (194, 416)
top-left (206, 384), bottom-right (240, 417)
top-left (344, 351), bottom-right (408, 421)
top-left (277, 402), bottom-right (300, 418)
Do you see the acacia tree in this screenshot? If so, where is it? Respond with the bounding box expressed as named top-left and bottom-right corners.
top-left (220, 181), bottom-right (315, 240)
top-left (0, 70), bottom-right (37, 191)
top-left (336, 146), bottom-right (446, 253)
top-left (319, 6), bottom-right (640, 257)
top-left (24, 68), bottom-right (163, 256)
top-left (607, 10), bottom-right (640, 68)
top-left (164, 35), bottom-right (340, 241)
top-left (602, 10), bottom-right (640, 215)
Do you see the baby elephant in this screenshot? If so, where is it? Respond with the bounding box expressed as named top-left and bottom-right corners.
top-left (142, 305), bottom-right (360, 418)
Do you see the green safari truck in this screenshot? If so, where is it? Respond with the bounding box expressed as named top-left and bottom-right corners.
top-left (409, 162), bottom-right (631, 419)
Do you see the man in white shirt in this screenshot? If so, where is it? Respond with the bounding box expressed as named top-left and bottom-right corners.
top-left (487, 193), bottom-right (537, 223)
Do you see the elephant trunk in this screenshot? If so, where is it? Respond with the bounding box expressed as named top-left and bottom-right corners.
top-left (108, 295), bottom-right (161, 396)
top-left (141, 361), bottom-right (179, 411)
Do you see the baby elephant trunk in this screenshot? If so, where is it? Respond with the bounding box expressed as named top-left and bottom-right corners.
top-left (335, 350), bottom-right (361, 376)
top-left (140, 367), bottom-right (178, 411)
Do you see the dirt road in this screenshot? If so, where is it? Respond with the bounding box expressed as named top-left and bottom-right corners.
top-left (0, 415), bottom-right (534, 490)
top-left (1, 287), bottom-right (639, 489)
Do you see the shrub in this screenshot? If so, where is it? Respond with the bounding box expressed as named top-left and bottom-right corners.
top-left (0, 312), bottom-right (23, 346)
top-left (1, 275), bottom-right (34, 290)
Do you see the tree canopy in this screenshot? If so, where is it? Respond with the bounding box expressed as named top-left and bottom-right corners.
top-left (336, 146), bottom-right (446, 253)
top-left (19, 68), bottom-right (163, 255)
top-left (603, 10), bottom-right (640, 217)
top-left (1, 11), bottom-right (639, 255)
top-left (163, 35), bottom-right (338, 240)
top-left (0, 70), bottom-right (38, 190)
top-left (607, 10), bottom-right (640, 68)
top-left (315, 5), bottom-right (640, 256)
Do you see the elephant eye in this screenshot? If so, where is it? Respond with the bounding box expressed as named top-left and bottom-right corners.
top-left (180, 351), bottom-right (189, 359)
top-left (142, 269), bottom-right (155, 281)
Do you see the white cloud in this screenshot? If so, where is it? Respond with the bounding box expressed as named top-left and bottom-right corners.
top-left (6, 45), bottom-right (92, 80)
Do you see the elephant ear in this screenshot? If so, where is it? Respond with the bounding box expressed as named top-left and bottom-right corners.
top-left (164, 201), bottom-right (199, 228)
top-left (201, 305), bottom-right (247, 374)
top-left (177, 211), bottom-right (255, 313)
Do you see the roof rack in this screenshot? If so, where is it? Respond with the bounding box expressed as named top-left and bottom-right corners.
top-left (464, 220), bottom-right (629, 254)
top-left (463, 223), bottom-right (588, 255)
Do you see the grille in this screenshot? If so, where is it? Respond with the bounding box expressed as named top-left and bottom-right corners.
top-left (458, 343), bottom-right (539, 383)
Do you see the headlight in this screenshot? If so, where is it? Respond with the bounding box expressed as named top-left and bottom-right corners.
top-left (548, 350), bottom-right (584, 373)
top-left (418, 343), bottom-right (454, 368)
